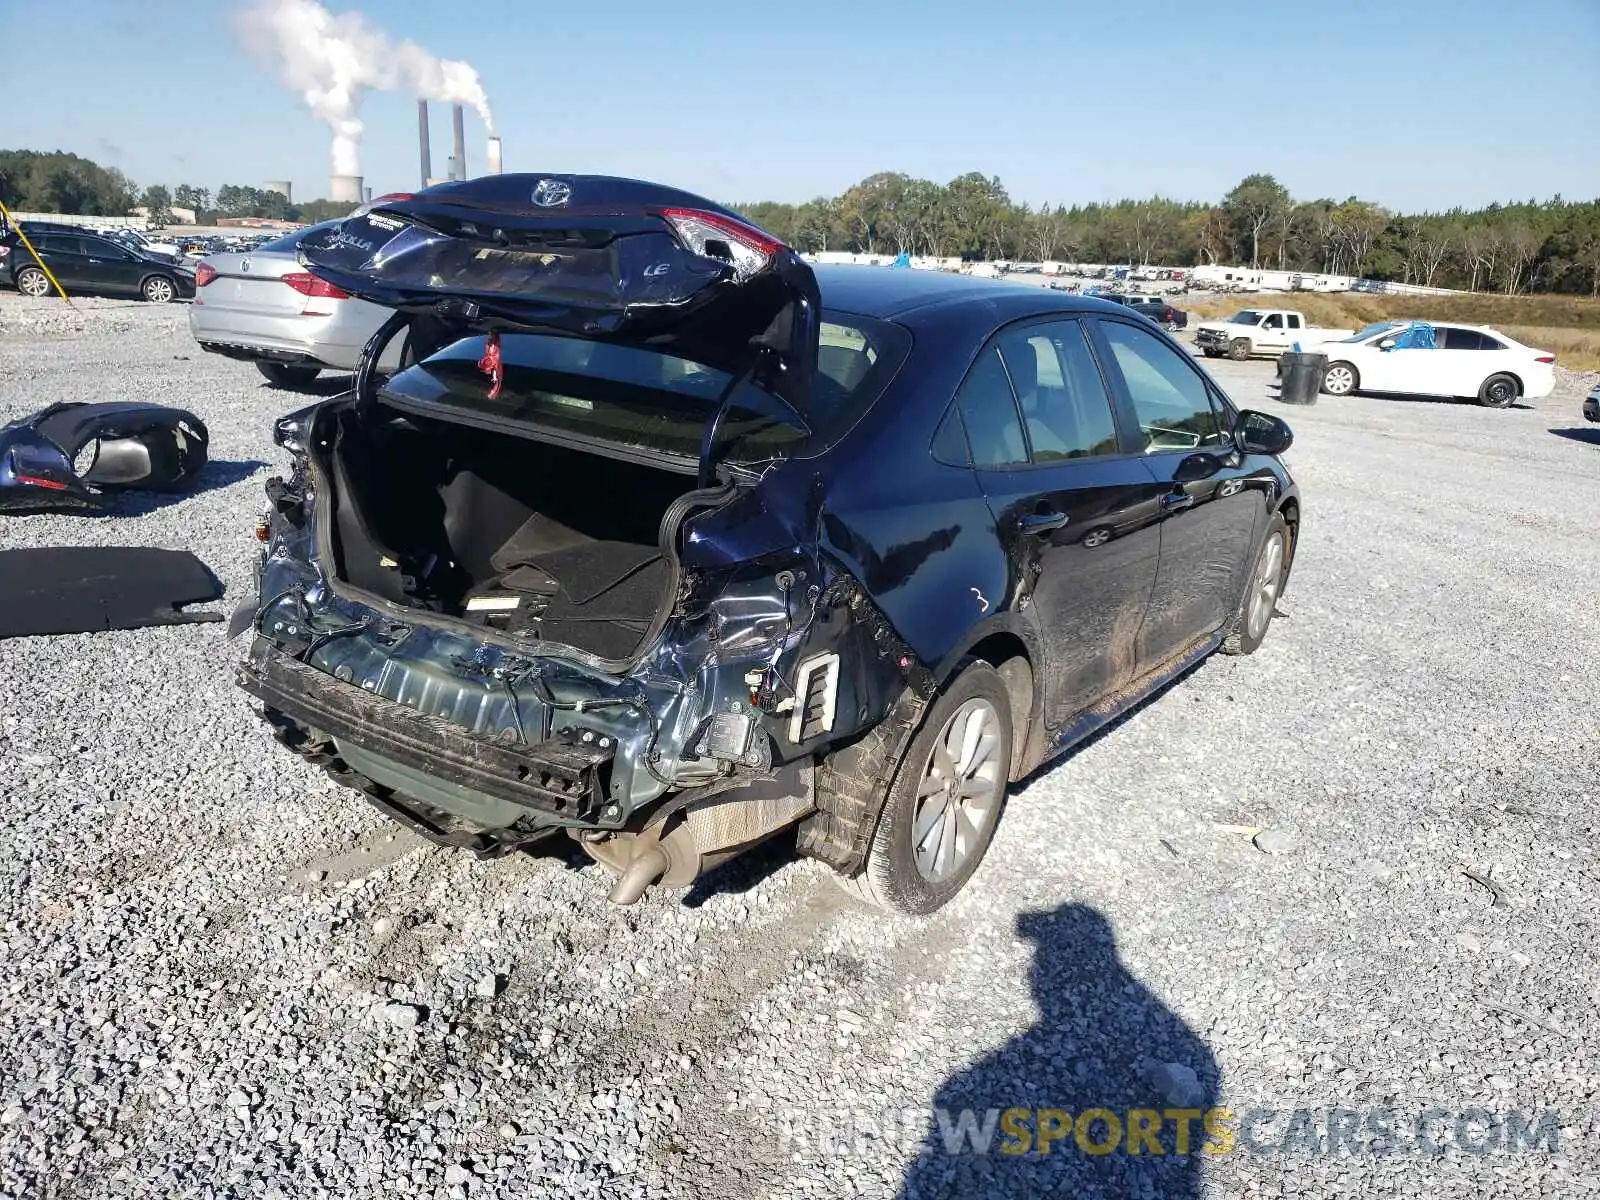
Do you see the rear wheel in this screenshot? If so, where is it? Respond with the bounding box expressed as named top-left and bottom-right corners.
top-left (256, 362), bottom-right (323, 389)
top-left (16, 267), bottom-right (51, 298)
top-left (835, 662), bottom-right (1012, 915)
top-left (1228, 338), bottom-right (1252, 361)
top-left (1322, 361), bottom-right (1358, 396)
top-left (141, 275), bottom-right (176, 303)
top-left (1478, 373), bottom-right (1519, 408)
top-left (1222, 514), bottom-right (1288, 656)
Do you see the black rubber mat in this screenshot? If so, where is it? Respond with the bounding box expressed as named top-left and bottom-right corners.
top-left (0, 547), bottom-right (223, 639)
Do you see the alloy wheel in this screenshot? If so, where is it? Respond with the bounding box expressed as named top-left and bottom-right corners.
top-left (1247, 532), bottom-right (1285, 641)
top-left (910, 698), bottom-right (1005, 883)
top-left (18, 270), bottom-right (49, 297)
top-left (1324, 365), bottom-right (1355, 395)
top-left (144, 277), bottom-right (174, 303)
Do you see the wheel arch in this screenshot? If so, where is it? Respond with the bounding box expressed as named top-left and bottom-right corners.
top-left (934, 619), bottom-right (1040, 779)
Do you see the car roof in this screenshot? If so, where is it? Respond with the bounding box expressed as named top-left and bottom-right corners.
top-left (812, 264), bottom-right (1128, 321)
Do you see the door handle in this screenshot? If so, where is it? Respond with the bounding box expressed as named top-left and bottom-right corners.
top-left (1160, 490), bottom-right (1196, 512)
top-left (1018, 507), bottom-right (1069, 534)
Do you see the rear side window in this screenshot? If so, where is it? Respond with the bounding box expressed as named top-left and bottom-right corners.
top-left (994, 322), bottom-right (1119, 461)
top-left (1440, 328), bottom-right (1503, 351)
top-left (955, 347), bottom-right (1027, 467)
top-left (1097, 319), bottom-right (1226, 453)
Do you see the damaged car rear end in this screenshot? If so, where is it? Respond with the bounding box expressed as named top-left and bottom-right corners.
top-left (237, 176), bottom-right (925, 905)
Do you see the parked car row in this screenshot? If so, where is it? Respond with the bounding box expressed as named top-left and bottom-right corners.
top-left (1, 222), bottom-right (196, 302)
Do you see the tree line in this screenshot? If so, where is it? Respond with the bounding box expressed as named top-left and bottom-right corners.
top-left (734, 172), bottom-right (1600, 296)
top-left (0, 150), bottom-right (355, 228)
top-left (4, 150), bottom-right (1596, 295)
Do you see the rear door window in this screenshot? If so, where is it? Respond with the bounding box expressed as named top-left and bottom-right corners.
top-left (994, 321), bottom-right (1119, 461)
top-left (955, 346), bottom-right (1027, 467)
top-left (1095, 319), bottom-right (1227, 454)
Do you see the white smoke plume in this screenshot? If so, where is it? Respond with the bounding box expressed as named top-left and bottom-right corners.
top-left (238, 0), bottom-right (495, 177)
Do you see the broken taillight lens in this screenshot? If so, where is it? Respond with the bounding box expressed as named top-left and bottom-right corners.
top-left (194, 263), bottom-right (217, 287)
top-left (659, 208), bottom-right (783, 282)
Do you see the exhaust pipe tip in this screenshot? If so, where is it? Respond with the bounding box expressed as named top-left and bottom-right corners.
top-left (606, 845), bottom-right (671, 905)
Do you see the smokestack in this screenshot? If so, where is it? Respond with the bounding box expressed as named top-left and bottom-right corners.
top-left (330, 174), bottom-right (364, 204)
top-left (486, 136), bottom-right (502, 175)
top-left (364, 186), bottom-right (373, 203)
top-left (418, 99), bottom-right (432, 189)
top-left (451, 104), bottom-right (466, 180)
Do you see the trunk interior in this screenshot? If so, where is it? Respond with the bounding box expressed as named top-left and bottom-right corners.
top-left (321, 405), bottom-right (694, 661)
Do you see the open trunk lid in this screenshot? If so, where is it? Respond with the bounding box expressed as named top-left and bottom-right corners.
top-left (298, 174), bottom-right (821, 415)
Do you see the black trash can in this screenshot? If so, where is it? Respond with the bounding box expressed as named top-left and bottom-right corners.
top-left (1278, 351), bottom-right (1326, 405)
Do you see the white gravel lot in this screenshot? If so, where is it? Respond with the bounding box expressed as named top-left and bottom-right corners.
top-left (1, 293), bottom-right (1597, 1200)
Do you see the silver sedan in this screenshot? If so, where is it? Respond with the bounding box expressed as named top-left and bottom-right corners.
top-left (188, 222), bottom-right (400, 389)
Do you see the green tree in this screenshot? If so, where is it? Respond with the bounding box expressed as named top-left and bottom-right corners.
top-left (1222, 174), bottom-right (1291, 269)
top-left (140, 184), bottom-right (174, 226)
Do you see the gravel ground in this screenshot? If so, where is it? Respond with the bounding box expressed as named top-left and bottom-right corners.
top-left (1, 293), bottom-right (1597, 1200)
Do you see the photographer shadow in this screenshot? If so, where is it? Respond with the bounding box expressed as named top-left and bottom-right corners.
top-left (901, 903), bottom-right (1220, 1198)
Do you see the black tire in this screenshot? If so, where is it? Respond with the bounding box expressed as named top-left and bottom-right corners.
top-left (1202, 348), bottom-right (1221, 358)
top-left (1222, 513), bottom-right (1289, 656)
top-left (834, 662), bottom-right (1013, 915)
top-left (1321, 361), bottom-right (1359, 397)
top-left (15, 266), bottom-right (51, 298)
top-left (1228, 338), bottom-right (1252, 361)
top-left (141, 275), bottom-right (177, 303)
top-left (1478, 373), bottom-right (1519, 408)
top-left (256, 361), bottom-right (323, 389)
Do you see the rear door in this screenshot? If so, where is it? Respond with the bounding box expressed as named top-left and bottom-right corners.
top-left (32, 236), bottom-right (88, 288)
top-left (954, 318), bottom-right (1165, 725)
top-left (1437, 326), bottom-right (1502, 396)
top-left (1090, 317), bottom-right (1263, 668)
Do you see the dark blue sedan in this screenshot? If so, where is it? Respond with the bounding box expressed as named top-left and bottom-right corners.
top-left (237, 176), bottom-right (1301, 915)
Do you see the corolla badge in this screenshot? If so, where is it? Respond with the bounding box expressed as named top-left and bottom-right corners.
top-left (531, 179), bottom-right (572, 208)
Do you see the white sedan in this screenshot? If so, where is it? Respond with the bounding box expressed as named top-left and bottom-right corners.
top-left (1314, 321), bottom-right (1555, 408)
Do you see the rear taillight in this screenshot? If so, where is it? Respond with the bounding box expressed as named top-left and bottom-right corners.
top-left (1535, 355), bottom-right (1555, 364)
top-left (194, 263), bottom-right (217, 287)
top-left (660, 208), bottom-right (783, 282)
top-left (281, 272), bottom-right (350, 300)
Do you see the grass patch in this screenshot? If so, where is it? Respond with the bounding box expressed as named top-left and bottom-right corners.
top-left (1185, 292), bottom-right (1600, 370)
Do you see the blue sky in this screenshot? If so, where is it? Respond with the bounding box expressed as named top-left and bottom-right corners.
top-left (6, 0), bottom-right (1597, 211)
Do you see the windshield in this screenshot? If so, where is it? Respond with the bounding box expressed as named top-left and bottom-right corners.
top-left (1343, 321), bottom-right (1405, 342)
top-left (1228, 310), bottom-right (1262, 325)
top-left (381, 309), bottom-right (911, 467)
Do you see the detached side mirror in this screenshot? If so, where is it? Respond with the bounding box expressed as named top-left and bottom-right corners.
top-left (1236, 410), bottom-right (1293, 456)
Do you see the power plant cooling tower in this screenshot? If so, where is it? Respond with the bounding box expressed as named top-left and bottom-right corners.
top-left (330, 174), bottom-right (364, 204)
top-left (264, 180), bottom-right (292, 203)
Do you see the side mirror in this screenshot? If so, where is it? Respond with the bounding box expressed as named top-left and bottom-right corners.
top-left (1377, 338), bottom-right (1397, 351)
top-left (1172, 451), bottom-right (1224, 483)
top-left (1236, 410), bottom-right (1293, 456)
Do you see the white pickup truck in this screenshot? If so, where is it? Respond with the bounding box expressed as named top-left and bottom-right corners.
top-left (1193, 309), bottom-right (1354, 360)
